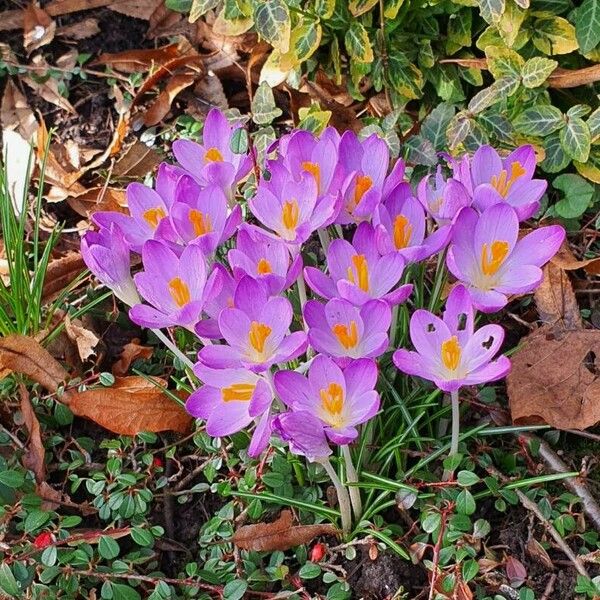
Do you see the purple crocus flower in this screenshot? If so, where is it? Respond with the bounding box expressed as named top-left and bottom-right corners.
top-left (93, 181), bottom-right (177, 254)
top-left (393, 285), bottom-right (511, 392)
top-left (195, 263), bottom-right (237, 339)
top-left (186, 364), bottom-right (273, 457)
top-left (374, 191), bottom-right (451, 263)
top-left (198, 277), bottom-right (307, 372)
top-left (304, 222), bottom-right (413, 306)
top-left (129, 240), bottom-right (221, 331)
top-left (447, 203), bottom-right (565, 312)
top-left (335, 131), bottom-right (390, 224)
top-left (272, 411), bottom-right (332, 462)
top-left (228, 227), bottom-right (302, 295)
top-left (273, 355), bottom-right (380, 445)
top-left (81, 225), bottom-right (140, 306)
top-left (172, 109), bottom-right (252, 199)
top-left (169, 178), bottom-right (241, 254)
top-left (416, 167), bottom-right (471, 226)
top-left (304, 298), bottom-right (391, 364)
top-left (248, 161), bottom-right (337, 247)
top-left (457, 145), bottom-right (546, 221)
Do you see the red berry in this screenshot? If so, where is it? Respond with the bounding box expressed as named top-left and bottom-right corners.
top-left (309, 542), bottom-right (326, 562)
top-left (33, 531), bottom-right (54, 549)
top-left (152, 457), bottom-right (163, 468)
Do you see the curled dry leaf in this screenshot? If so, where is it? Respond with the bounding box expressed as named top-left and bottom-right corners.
top-left (142, 73), bottom-right (197, 126)
top-left (23, 3), bottom-right (56, 54)
top-left (551, 241), bottom-right (600, 275)
top-left (112, 339), bottom-right (153, 376)
top-left (1, 79), bottom-right (37, 140)
top-left (23, 55), bottom-right (76, 114)
top-left (507, 325), bottom-right (600, 430)
top-left (112, 141), bottom-right (162, 179)
top-left (95, 43), bottom-right (181, 73)
top-left (56, 17), bottom-right (100, 40)
top-left (68, 186), bottom-right (127, 218)
top-left (0, 334), bottom-right (69, 394)
top-left (65, 315), bottom-right (100, 362)
top-left (232, 509), bottom-right (338, 552)
top-left (42, 252), bottom-right (85, 303)
top-left (67, 376), bottom-right (192, 435)
top-left (108, 0), bottom-right (162, 20)
top-left (19, 383), bottom-right (46, 484)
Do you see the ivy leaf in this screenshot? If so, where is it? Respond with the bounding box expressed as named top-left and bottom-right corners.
top-left (553, 173), bottom-right (594, 218)
top-left (421, 103), bottom-right (456, 150)
top-left (447, 113), bottom-right (472, 150)
top-left (532, 17), bottom-right (579, 55)
top-left (468, 76), bottom-right (518, 115)
top-left (344, 21), bottom-right (374, 63)
top-left (567, 104), bottom-right (591, 119)
top-left (477, 112), bottom-right (513, 143)
top-left (291, 19), bottom-right (322, 63)
top-left (384, 0), bottom-right (406, 19)
top-left (560, 117), bottom-right (591, 162)
top-left (405, 135), bottom-right (437, 166)
top-left (251, 82), bottom-right (283, 125)
top-left (587, 107), bottom-right (600, 143)
top-left (476, 0), bottom-right (505, 24)
top-left (521, 57), bottom-right (558, 88)
top-left (574, 0), bottom-right (600, 54)
top-left (498, 1), bottom-right (526, 47)
top-left (447, 10), bottom-right (472, 55)
top-left (188, 0), bottom-right (219, 22)
top-left (388, 55), bottom-right (424, 99)
top-left (514, 105), bottom-right (564, 136)
top-left (541, 132), bottom-right (571, 173)
top-left (349, 0), bottom-right (378, 17)
top-left (485, 45), bottom-right (524, 79)
top-left (314, 0), bottom-right (335, 19)
top-left (574, 148), bottom-right (600, 184)
top-left (254, 0), bottom-right (291, 53)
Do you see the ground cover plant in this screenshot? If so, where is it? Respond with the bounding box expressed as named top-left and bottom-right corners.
top-left (1, 0), bottom-right (600, 599)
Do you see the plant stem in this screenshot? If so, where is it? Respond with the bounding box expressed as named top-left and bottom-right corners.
top-left (317, 228), bottom-right (330, 253)
top-left (151, 329), bottom-right (195, 371)
top-left (389, 304), bottom-right (399, 349)
top-left (296, 273), bottom-right (308, 316)
top-left (321, 458), bottom-right (352, 535)
top-left (342, 445), bottom-right (362, 521)
top-left (449, 389), bottom-right (460, 458)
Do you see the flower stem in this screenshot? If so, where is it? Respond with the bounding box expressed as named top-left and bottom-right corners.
top-left (389, 304), bottom-right (399, 350)
top-left (151, 329), bottom-right (195, 371)
top-left (317, 228), bottom-right (331, 253)
top-left (449, 389), bottom-right (460, 459)
top-left (321, 458), bottom-right (352, 536)
top-left (296, 273), bottom-right (308, 316)
top-left (342, 445), bottom-right (362, 521)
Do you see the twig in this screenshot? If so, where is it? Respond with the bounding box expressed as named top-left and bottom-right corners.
top-left (541, 574), bottom-right (557, 600)
top-left (428, 503), bottom-right (453, 600)
top-left (519, 432), bottom-right (600, 532)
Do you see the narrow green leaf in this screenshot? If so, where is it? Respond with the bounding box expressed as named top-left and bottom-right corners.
top-left (521, 57), bottom-right (558, 88)
top-left (0, 564), bottom-right (20, 597)
top-left (560, 117), bottom-right (591, 162)
top-left (574, 0), bottom-right (600, 54)
top-left (514, 105), bottom-right (564, 136)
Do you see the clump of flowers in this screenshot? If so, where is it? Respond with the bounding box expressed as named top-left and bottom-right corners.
top-left (81, 109), bottom-right (565, 534)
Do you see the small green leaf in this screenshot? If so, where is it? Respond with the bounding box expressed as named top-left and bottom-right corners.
top-left (541, 132), bottom-right (570, 173)
top-left (0, 470), bottom-right (25, 488)
top-left (485, 45), bottom-right (524, 79)
top-left (254, 0), bottom-right (291, 53)
top-left (477, 0), bottom-right (505, 24)
top-left (587, 107), bottom-right (600, 143)
top-left (532, 17), bottom-right (579, 55)
top-left (387, 55), bottom-right (423, 100)
top-left (98, 535), bottom-right (120, 560)
top-left (223, 579), bottom-right (248, 600)
top-left (567, 104), bottom-right (591, 119)
top-left (188, 0), bottom-right (219, 22)
top-left (456, 489), bottom-right (476, 515)
top-left (462, 559), bottom-right (479, 582)
top-left (446, 113), bottom-right (472, 150)
top-left (314, 0), bottom-right (335, 19)
top-left (25, 510), bottom-right (50, 533)
top-left (291, 19), bottom-right (322, 63)
top-left (553, 173), bottom-right (594, 218)
top-left (299, 563), bottom-right (322, 579)
top-left (251, 82), bottom-right (283, 125)
top-left (447, 10), bottom-right (472, 55)
top-left (230, 128), bottom-right (248, 154)
top-left (457, 470), bottom-right (480, 487)
top-left (422, 511), bottom-right (441, 533)
top-left (384, 0), bottom-right (405, 19)
top-left (345, 21), bottom-right (373, 63)
top-left (0, 564), bottom-right (20, 597)
top-left (560, 117), bottom-right (591, 162)
top-left (405, 136), bottom-right (437, 166)
top-left (514, 105), bottom-right (564, 136)
top-left (348, 0), bottom-right (378, 17)
top-left (421, 103), bottom-right (455, 150)
top-left (467, 85), bottom-right (500, 115)
top-left (131, 528), bottom-right (154, 547)
top-left (521, 57), bottom-right (558, 88)
top-left (111, 583), bottom-right (141, 600)
top-left (574, 0), bottom-right (600, 54)
top-left (41, 545), bottom-right (57, 567)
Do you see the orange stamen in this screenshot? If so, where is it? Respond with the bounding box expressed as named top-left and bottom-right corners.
top-left (302, 161), bottom-right (321, 195)
top-left (257, 258), bottom-right (272, 275)
top-left (282, 200), bottom-right (299, 231)
top-left (480, 240), bottom-right (509, 276)
top-left (248, 321), bottom-right (271, 354)
top-left (222, 383), bottom-right (255, 402)
top-left (347, 254), bottom-right (370, 292)
top-left (143, 207), bottom-right (167, 229)
top-left (332, 321), bottom-right (359, 350)
top-left (393, 215), bottom-right (413, 250)
top-left (168, 277), bottom-right (191, 307)
top-left (320, 383), bottom-right (344, 415)
top-left (204, 147), bottom-right (223, 162)
top-left (490, 161), bottom-right (526, 197)
top-left (189, 209), bottom-right (212, 237)
top-left (441, 336), bottom-right (461, 371)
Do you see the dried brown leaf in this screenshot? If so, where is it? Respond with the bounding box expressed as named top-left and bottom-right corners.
top-left (67, 376), bottom-right (192, 435)
top-left (108, 0), bottom-right (162, 20)
top-left (534, 262), bottom-right (582, 331)
top-left (143, 73), bottom-right (197, 126)
top-left (1, 79), bottom-right (37, 140)
top-left (42, 252), bottom-right (86, 303)
top-left (0, 334), bottom-right (69, 394)
top-left (526, 537), bottom-right (554, 570)
top-left (23, 55), bottom-right (76, 114)
top-left (147, 3), bottom-right (185, 39)
top-left (67, 186), bottom-right (127, 217)
top-left (95, 43), bottom-right (181, 73)
top-left (113, 141), bottom-right (162, 178)
top-left (551, 241), bottom-right (600, 273)
top-left (507, 325), bottom-right (600, 430)
top-left (56, 17), bottom-right (99, 40)
top-left (112, 339), bottom-right (153, 376)
top-left (233, 510), bottom-right (338, 552)
top-left (19, 384), bottom-right (46, 483)
top-left (23, 3), bottom-right (56, 54)
top-left (65, 315), bottom-right (99, 362)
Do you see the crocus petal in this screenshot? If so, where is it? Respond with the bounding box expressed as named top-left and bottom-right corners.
top-left (248, 410), bottom-right (272, 457)
top-left (129, 304), bottom-right (176, 329)
top-left (308, 355), bottom-right (345, 399)
top-left (443, 284), bottom-right (474, 338)
top-left (272, 411), bottom-right (331, 461)
top-left (509, 225), bottom-right (565, 268)
top-left (203, 108), bottom-right (232, 150)
top-left (272, 331), bottom-right (308, 363)
top-left (185, 385), bottom-right (221, 420)
top-left (466, 287), bottom-right (508, 313)
top-left (474, 203), bottom-right (519, 255)
top-left (461, 324), bottom-right (505, 372)
top-left (382, 284), bottom-right (413, 306)
top-left (410, 310), bottom-right (451, 360)
top-left (393, 349), bottom-right (437, 382)
top-left (471, 145), bottom-right (502, 187)
top-left (495, 265), bottom-right (543, 295)
top-left (327, 239), bottom-right (357, 282)
top-left (207, 400), bottom-right (251, 437)
top-left (345, 390), bottom-right (380, 424)
top-left (248, 378), bottom-right (273, 418)
top-left (463, 356), bottom-right (511, 386)
top-left (344, 358), bottom-right (378, 398)
top-left (273, 370), bottom-right (312, 409)
top-left (304, 267), bottom-right (337, 299)
top-left (198, 344), bottom-right (243, 369)
top-left (325, 426), bottom-right (358, 445)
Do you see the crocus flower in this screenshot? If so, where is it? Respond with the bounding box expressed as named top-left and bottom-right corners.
top-left (228, 227), bottom-right (302, 295)
top-left (446, 203), bottom-right (565, 312)
top-left (272, 411), bottom-right (332, 462)
top-left (198, 277), bottom-right (307, 372)
top-left (336, 131), bottom-right (390, 224)
top-left (93, 182), bottom-right (177, 253)
top-left (129, 240), bottom-right (221, 331)
top-left (273, 355), bottom-right (380, 445)
top-left (304, 298), bottom-right (391, 363)
top-left (186, 364), bottom-right (273, 457)
top-left (393, 284), bottom-right (511, 392)
top-left (248, 161), bottom-right (336, 247)
top-left (172, 108), bottom-right (252, 198)
top-left (169, 179), bottom-right (241, 254)
top-left (374, 192), bottom-right (451, 262)
top-left (416, 167), bottom-right (471, 226)
top-left (81, 225), bottom-right (140, 306)
top-left (457, 145), bottom-right (546, 221)
top-left (304, 222), bottom-right (413, 306)
top-left (195, 263), bottom-right (237, 339)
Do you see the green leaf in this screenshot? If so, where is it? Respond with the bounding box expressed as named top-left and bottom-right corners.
top-left (314, 0), bottom-right (335, 19)
top-left (223, 579), bottom-right (248, 600)
top-left (230, 128), bottom-right (248, 154)
top-left (131, 527), bottom-right (154, 547)
top-left (447, 10), bottom-right (472, 55)
top-left (485, 45), bottom-right (524, 79)
top-left (553, 173), bottom-right (594, 218)
top-left (575, 148), bottom-right (600, 183)
top-left (457, 470), bottom-right (480, 487)
top-left (387, 55), bottom-right (423, 99)
top-left (462, 559), bottom-right (479, 582)
top-left (421, 103), bottom-right (455, 150)
top-left (521, 57), bottom-right (558, 88)
top-left (0, 470), bottom-right (25, 488)
top-left (299, 563), bottom-right (322, 579)
top-left (165, 0), bottom-right (192, 12)
top-left (98, 535), bottom-right (120, 560)
top-left (254, 0), bottom-right (291, 53)
top-left (384, 0), bottom-right (405, 19)
top-left (477, 112), bottom-right (513, 142)
top-left (25, 510), bottom-right (50, 533)
top-left (514, 105), bottom-right (564, 136)
top-left (349, 0), bottom-right (378, 17)
top-left (422, 511), bottom-right (441, 533)
top-left (447, 113), bottom-right (472, 150)
top-left (456, 489), bottom-right (476, 515)
top-left (251, 82), bottom-right (283, 125)
top-left (188, 0), bottom-right (219, 22)
top-left (344, 21), bottom-right (374, 63)
top-left (291, 19), bottom-right (322, 63)
top-left (587, 107), bottom-right (600, 143)
top-left (498, 1), bottom-right (526, 47)
top-left (404, 136), bottom-right (437, 166)
top-left (541, 132), bottom-right (570, 172)
top-left (467, 76), bottom-right (518, 114)
top-left (41, 545), bottom-right (57, 567)
top-left (560, 117), bottom-right (591, 162)
top-left (0, 564), bottom-right (20, 597)
top-left (567, 104), bottom-right (591, 119)
top-left (532, 17), bottom-right (579, 55)
top-left (574, 0), bottom-right (600, 54)
top-left (111, 583), bottom-right (141, 600)
top-left (477, 0), bottom-right (505, 24)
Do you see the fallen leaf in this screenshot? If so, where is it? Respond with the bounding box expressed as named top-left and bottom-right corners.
top-left (1, 79), bottom-right (37, 140)
top-left (56, 17), bottom-right (99, 40)
top-left (526, 537), bottom-right (554, 570)
top-left (94, 43), bottom-right (181, 73)
top-left (505, 556), bottom-right (527, 587)
top-left (67, 186), bottom-right (127, 217)
top-left (1, 129), bottom-right (34, 216)
top-left (42, 252), bottom-right (86, 303)
top-left (534, 262), bottom-right (582, 331)
top-left (19, 384), bottom-right (46, 484)
top-left (507, 325), bottom-right (600, 430)
top-left (112, 339), bottom-right (153, 376)
top-left (143, 73), bottom-right (197, 126)
top-left (23, 55), bottom-right (76, 114)
top-left (233, 509), bottom-right (338, 552)
top-left (194, 73), bottom-right (228, 110)
top-left (65, 315), bottom-right (100, 362)
top-left (0, 334), bottom-right (69, 394)
top-left (147, 3), bottom-right (185, 39)
top-left (551, 241), bottom-right (600, 275)
top-left (108, 0), bottom-right (162, 19)
top-left (67, 376), bottom-right (192, 435)
top-left (112, 141), bottom-right (162, 179)
top-left (23, 3), bottom-right (56, 54)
